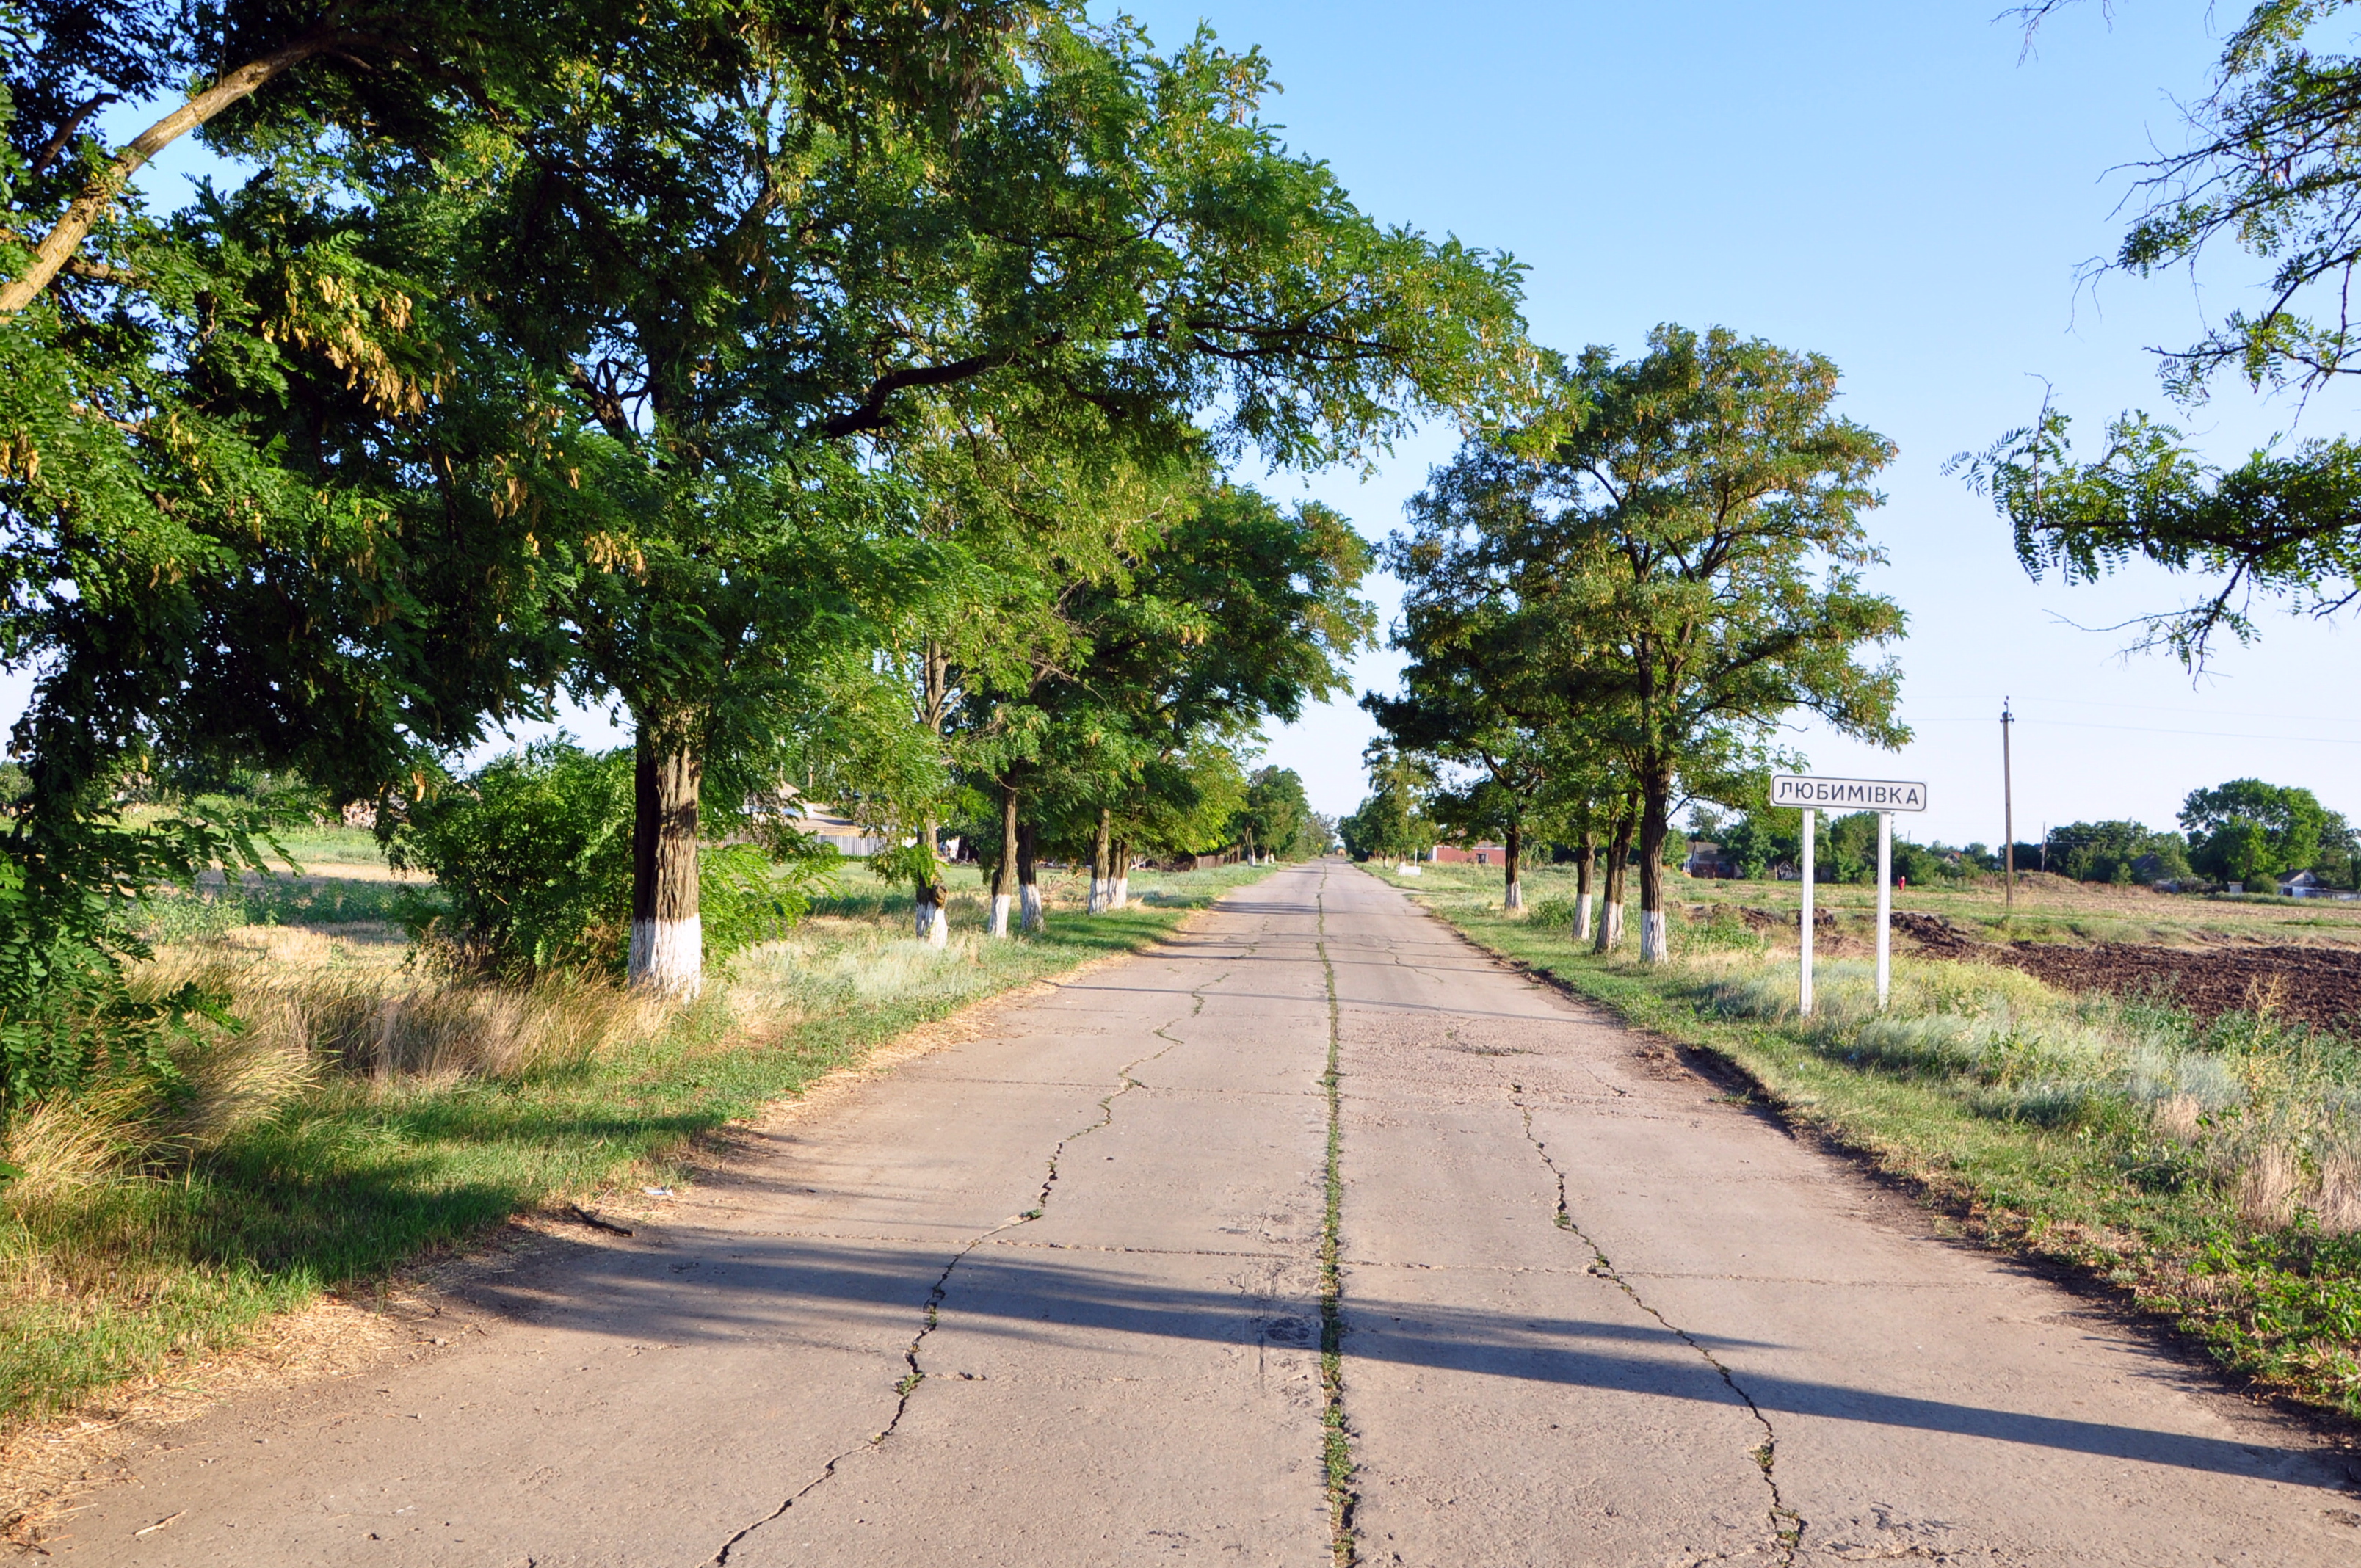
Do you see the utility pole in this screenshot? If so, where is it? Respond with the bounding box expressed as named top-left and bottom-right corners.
top-left (2001, 699), bottom-right (2016, 910)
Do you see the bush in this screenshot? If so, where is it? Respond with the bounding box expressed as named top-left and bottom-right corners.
top-left (391, 741), bottom-right (835, 979)
top-left (391, 742), bottom-right (637, 978)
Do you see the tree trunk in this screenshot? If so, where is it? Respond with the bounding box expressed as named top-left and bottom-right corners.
top-left (1502, 821), bottom-right (1525, 912)
top-left (989, 785), bottom-right (1018, 937)
top-left (1637, 769), bottom-right (1674, 963)
top-left (1088, 808), bottom-right (1112, 913)
top-left (1594, 799), bottom-right (1635, 954)
top-left (629, 723), bottom-right (704, 997)
top-left (1572, 828), bottom-right (1597, 943)
top-left (1110, 838), bottom-right (1131, 909)
top-left (1017, 818), bottom-right (1043, 933)
top-left (914, 813), bottom-right (949, 948)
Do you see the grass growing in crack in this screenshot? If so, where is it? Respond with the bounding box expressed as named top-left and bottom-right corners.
top-left (1378, 860), bottom-right (2361, 1423)
top-left (1314, 882), bottom-right (1357, 1568)
top-left (0, 863), bottom-right (1277, 1438)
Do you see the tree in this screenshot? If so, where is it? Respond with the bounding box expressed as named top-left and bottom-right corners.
top-left (390, 9), bottom-right (1528, 992)
top-left (1957, 3), bottom-right (2361, 664)
top-left (0, 2), bottom-right (636, 1100)
top-left (1407, 326), bottom-right (1907, 962)
top-left (1341, 744), bottom-right (1436, 864)
top-left (1238, 767), bottom-right (1316, 862)
top-left (1366, 540), bottom-right (1561, 911)
top-left (2180, 778), bottom-right (2329, 886)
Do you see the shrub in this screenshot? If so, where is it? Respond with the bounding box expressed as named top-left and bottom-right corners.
top-left (391, 742), bottom-right (637, 979)
top-left (391, 741), bottom-right (836, 979)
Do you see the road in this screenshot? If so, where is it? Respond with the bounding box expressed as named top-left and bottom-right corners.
top-left (52, 863), bottom-right (2360, 1564)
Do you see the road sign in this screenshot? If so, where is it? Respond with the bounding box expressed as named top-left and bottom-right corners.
top-left (1771, 774), bottom-right (1929, 813)
top-left (1778, 775), bottom-right (1930, 1017)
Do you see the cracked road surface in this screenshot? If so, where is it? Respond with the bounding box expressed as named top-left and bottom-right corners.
top-left (52, 865), bottom-right (2361, 1565)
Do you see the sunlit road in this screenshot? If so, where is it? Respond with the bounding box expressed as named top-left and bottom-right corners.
top-left (56, 863), bottom-right (2359, 1564)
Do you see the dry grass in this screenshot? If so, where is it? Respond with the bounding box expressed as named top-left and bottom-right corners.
top-left (0, 857), bottom-right (1274, 1545)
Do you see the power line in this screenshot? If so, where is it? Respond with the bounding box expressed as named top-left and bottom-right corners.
top-left (1912, 716), bottom-right (2361, 746)
top-left (1910, 693), bottom-right (2353, 727)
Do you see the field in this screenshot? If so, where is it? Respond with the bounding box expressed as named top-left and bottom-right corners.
top-left (1679, 869), bottom-right (2361, 1031)
top-left (1373, 858), bottom-right (2361, 1422)
top-left (0, 833), bottom-right (1273, 1461)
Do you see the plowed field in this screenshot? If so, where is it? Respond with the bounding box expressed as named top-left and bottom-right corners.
top-left (1990, 940), bottom-right (2361, 1033)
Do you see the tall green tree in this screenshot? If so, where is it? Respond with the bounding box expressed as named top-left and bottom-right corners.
top-left (1410, 327), bottom-right (1907, 962)
top-left (1341, 744), bottom-right (1437, 865)
top-left (375, 8), bottom-right (1527, 991)
top-left (1363, 584), bottom-right (1559, 911)
top-left (2180, 777), bottom-right (2329, 885)
top-left (1237, 766), bottom-right (1316, 861)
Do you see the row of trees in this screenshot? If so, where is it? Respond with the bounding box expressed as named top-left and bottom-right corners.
top-left (1695, 776), bottom-right (2356, 891)
top-left (1353, 324), bottom-right (1908, 959)
top-left (0, 0), bottom-right (1538, 1099)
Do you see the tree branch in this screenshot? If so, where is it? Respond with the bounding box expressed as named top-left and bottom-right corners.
top-left (1, 35), bottom-right (349, 316)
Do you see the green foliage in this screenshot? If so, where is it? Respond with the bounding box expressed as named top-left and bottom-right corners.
top-left (2043, 820), bottom-right (2194, 885)
top-left (1396, 324), bottom-right (1906, 926)
top-left (1954, 4), bottom-right (2361, 663)
top-left (390, 742), bottom-right (637, 979)
top-left (1339, 744), bottom-right (1436, 862)
top-left (1237, 766), bottom-right (1319, 859)
top-left (392, 741), bottom-right (835, 978)
top-left (2181, 779), bottom-right (2329, 886)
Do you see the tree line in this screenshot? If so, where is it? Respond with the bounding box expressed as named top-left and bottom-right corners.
top-left (0, 0), bottom-right (1533, 1103)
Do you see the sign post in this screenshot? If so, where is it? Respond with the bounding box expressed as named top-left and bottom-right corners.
top-left (1798, 808), bottom-right (1816, 1016)
top-left (1771, 774), bottom-right (1929, 1015)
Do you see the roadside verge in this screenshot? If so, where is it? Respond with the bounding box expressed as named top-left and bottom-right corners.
top-left (0, 866), bottom-right (1277, 1548)
top-left (1366, 863), bottom-right (2361, 1433)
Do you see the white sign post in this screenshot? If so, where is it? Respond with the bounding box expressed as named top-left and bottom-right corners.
top-left (1771, 774), bottom-right (1929, 1014)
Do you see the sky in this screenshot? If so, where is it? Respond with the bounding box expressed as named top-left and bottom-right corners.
top-left (43, 2), bottom-right (2357, 848)
top-left (1094, 0), bottom-right (2357, 846)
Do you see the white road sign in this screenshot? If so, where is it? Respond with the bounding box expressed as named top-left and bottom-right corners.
top-left (1770, 774), bottom-right (1929, 813)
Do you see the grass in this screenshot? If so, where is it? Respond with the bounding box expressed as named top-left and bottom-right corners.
top-left (0, 861), bottom-right (1274, 1433)
top-left (1376, 860), bottom-right (2361, 1423)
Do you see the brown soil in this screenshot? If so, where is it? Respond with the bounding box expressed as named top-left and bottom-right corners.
top-left (1704, 903), bottom-right (2361, 1031)
top-left (1990, 941), bottom-right (2361, 1034)
top-left (1885, 910), bottom-right (2361, 1032)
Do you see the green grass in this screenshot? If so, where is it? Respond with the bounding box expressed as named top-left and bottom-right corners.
top-left (1375, 860), bottom-right (2361, 1423)
top-left (0, 863), bottom-right (1274, 1429)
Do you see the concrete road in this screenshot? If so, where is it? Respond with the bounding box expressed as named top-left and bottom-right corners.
top-left (51, 864), bottom-right (2360, 1565)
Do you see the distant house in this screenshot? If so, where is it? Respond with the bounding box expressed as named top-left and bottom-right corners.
top-left (780, 805), bottom-right (888, 857)
top-left (2275, 868), bottom-right (2360, 899)
top-left (1430, 842), bottom-right (1506, 865)
top-left (1685, 840), bottom-right (1739, 879)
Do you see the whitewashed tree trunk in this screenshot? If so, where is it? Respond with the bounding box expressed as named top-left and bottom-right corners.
top-left (628, 726), bottom-right (703, 998)
top-left (1573, 891), bottom-right (1594, 944)
top-left (1600, 902), bottom-right (1625, 950)
top-left (1016, 818), bottom-right (1043, 934)
top-left (989, 785), bottom-right (1019, 939)
top-left (1088, 809), bottom-right (1111, 913)
top-left (1639, 909), bottom-right (1669, 962)
top-left (914, 890), bottom-right (949, 947)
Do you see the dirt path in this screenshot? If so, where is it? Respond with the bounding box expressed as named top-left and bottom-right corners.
top-left (43, 866), bottom-right (2360, 1565)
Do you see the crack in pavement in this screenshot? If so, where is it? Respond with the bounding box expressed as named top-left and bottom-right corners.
top-left (696, 960), bottom-right (1232, 1566)
top-left (1509, 1084), bottom-right (1806, 1566)
top-left (1315, 877), bottom-right (1359, 1568)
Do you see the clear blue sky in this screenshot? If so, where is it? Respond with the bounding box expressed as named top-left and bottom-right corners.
top-left (1101, 0), bottom-right (2354, 846)
top-left (54, 3), bottom-right (2356, 847)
